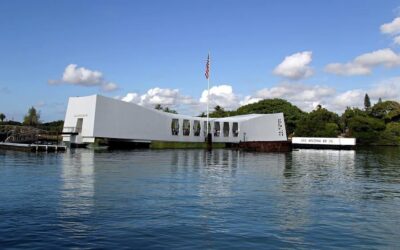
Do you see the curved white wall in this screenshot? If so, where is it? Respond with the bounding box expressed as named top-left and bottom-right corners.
top-left (63, 95), bottom-right (287, 144)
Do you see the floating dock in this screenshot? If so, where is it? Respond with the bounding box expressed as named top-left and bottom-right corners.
top-left (0, 142), bottom-right (67, 152)
top-left (292, 137), bottom-right (356, 150)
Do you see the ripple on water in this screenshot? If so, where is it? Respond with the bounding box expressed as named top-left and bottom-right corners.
top-left (0, 148), bottom-right (400, 249)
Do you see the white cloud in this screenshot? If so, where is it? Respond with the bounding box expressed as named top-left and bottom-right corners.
top-left (354, 49), bottom-right (400, 67)
top-left (121, 88), bottom-right (180, 106)
top-left (255, 83), bottom-right (335, 101)
top-left (239, 96), bottom-right (262, 106)
top-left (49, 64), bottom-right (118, 92)
top-left (325, 48), bottom-right (400, 75)
top-left (327, 77), bottom-right (400, 112)
top-left (62, 64), bottom-right (103, 85)
top-left (380, 17), bottom-right (400, 35)
top-left (330, 89), bottom-right (364, 111)
top-left (243, 83), bottom-right (335, 111)
top-left (394, 36), bottom-right (400, 45)
top-left (324, 63), bottom-right (371, 76)
top-left (120, 85), bottom-right (240, 114)
top-left (120, 87), bottom-right (199, 114)
top-left (273, 51), bottom-right (314, 80)
top-left (238, 80), bottom-right (400, 114)
top-left (102, 82), bottom-right (118, 92)
top-left (119, 78), bottom-right (399, 116)
top-left (380, 17), bottom-right (400, 45)
top-left (140, 88), bottom-right (180, 106)
top-left (199, 85), bottom-right (240, 109)
top-left (368, 77), bottom-right (400, 100)
top-left (121, 93), bottom-right (140, 103)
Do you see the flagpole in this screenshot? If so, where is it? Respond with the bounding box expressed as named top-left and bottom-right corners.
top-left (206, 52), bottom-right (210, 137)
top-left (207, 72), bottom-right (210, 136)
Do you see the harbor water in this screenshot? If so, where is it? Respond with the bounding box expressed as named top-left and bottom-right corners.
top-left (1, 148), bottom-right (400, 249)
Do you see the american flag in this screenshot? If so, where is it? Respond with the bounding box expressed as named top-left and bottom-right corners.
top-left (205, 53), bottom-right (210, 79)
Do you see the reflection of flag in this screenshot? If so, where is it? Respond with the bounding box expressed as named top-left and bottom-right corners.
top-left (205, 53), bottom-right (210, 79)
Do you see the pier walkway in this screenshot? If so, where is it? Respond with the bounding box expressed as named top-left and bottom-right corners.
top-left (0, 142), bottom-right (66, 152)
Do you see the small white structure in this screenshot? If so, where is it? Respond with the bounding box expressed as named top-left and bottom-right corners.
top-left (292, 137), bottom-right (356, 149)
top-left (62, 95), bottom-right (287, 145)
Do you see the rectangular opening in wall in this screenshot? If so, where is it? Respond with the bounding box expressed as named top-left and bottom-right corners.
top-left (183, 119), bottom-right (190, 136)
top-left (223, 122), bottom-right (229, 137)
top-left (232, 122), bottom-right (239, 137)
top-left (76, 118), bottom-right (83, 134)
top-left (171, 119), bottom-right (179, 135)
top-left (193, 120), bottom-right (201, 136)
top-left (214, 122), bottom-right (220, 137)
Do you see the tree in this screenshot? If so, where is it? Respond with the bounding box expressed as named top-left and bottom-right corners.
top-left (364, 93), bottom-right (371, 111)
top-left (23, 106), bottom-right (40, 126)
top-left (378, 97), bottom-right (382, 104)
top-left (370, 100), bottom-right (400, 123)
top-left (210, 105), bottom-right (230, 118)
top-left (340, 104), bottom-right (400, 145)
top-left (236, 98), bottom-right (305, 135)
top-left (154, 104), bottom-right (178, 114)
top-left (341, 107), bottom-right (368, 134)
top-left (323, 123), bottom-right (341, 137)
top-left (214, 105), bottom-right (223, 112)
top-left (0, 113), bottom-right (5, 122)
top-left (294, 108), bottom-right (340, 137)
top-left (163, 107), bottom-right (178, 114)
top-left (379, 122), bottom-right (400, 145)
top-left (347, 115), bottom-right (385, 144)
top-left (38, 120), bottom-right (64, 133)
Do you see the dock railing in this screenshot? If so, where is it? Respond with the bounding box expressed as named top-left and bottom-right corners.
top-left (62, 127), bottom-right (80, 134)
top-left (0, 125), bottom-right (63, 144)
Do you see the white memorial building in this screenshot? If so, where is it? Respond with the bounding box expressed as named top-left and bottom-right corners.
top-left (62, 95), bottom-right (287, 146)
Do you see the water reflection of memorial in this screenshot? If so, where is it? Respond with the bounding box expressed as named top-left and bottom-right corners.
top-left (277, 149), bottom-right (356, 239)
top-left (59, 149), bottom-right (95, 238)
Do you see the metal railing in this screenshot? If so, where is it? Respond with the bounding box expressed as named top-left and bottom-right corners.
top-left (0, 125), bottom-right (62, 144)
top-left (3, 126), bottom-right (40, 143)
top-left (62, 127), bottom-right (81, 134)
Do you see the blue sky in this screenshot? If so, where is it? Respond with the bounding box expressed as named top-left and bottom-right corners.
top-left (1, 0), bottom-right (400, 121)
